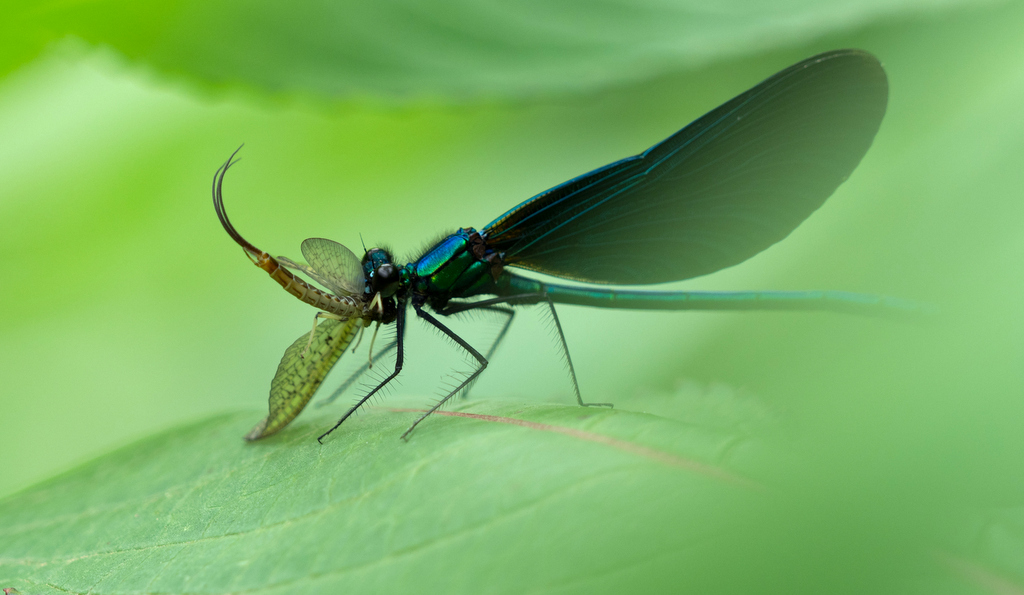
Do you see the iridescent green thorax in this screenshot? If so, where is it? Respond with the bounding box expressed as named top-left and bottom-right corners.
top-left (412, 228), bottom-right (503, 306)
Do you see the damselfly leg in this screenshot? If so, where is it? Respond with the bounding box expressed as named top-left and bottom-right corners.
top-left (439, 294), bottom-right (613, 408)
top-left (318, 305), bottom-right (407, 443)
top-left (316, 339), bottom-right (399, 408)
top-left (401, 304), bottom-right (490, 440)
top-left (444, 304), bottom-right (515, 400)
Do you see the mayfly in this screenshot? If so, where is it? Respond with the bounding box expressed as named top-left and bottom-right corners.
top-left (213, 49), bottom-right (921, 443)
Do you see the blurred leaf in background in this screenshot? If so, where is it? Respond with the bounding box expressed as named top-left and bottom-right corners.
top-left (0, 0), bottom-right (998, 100)
top-left (1, 0), bottom-right (1023, 592)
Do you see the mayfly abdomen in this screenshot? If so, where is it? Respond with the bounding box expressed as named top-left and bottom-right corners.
top-left (255, 252), bottom-right (363, 319)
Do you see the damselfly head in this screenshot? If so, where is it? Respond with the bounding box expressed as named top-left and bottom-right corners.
top-left (362, 248), bottom-right (402, 297)
top-left (372, 263), bottom-right (400, 296)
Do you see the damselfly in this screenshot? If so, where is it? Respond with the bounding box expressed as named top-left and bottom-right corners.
top-left (213, 49), bottom-right (921, 443)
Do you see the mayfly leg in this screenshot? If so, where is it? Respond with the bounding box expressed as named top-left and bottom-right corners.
top-left (301, 312), bottom-right (348, 359)
top-left (350, 325), bottom-right (366, 352)
top-left (366, 321), bottom-right (382, 368)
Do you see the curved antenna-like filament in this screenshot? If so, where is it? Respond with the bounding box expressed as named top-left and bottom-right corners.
top-left (212, 147), bottom-right (365, 320)
top-left (213, 146), bottom-right (261, 258)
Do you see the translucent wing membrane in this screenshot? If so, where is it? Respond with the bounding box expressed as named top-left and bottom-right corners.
top-left (483, 50), bottom-right (888, 284)
top-left (245, 318), bottom-right (361, 440)
top-left (300, 238), bottom-right (366, 296)
top-left (275, 256), bottom-right (341, 294)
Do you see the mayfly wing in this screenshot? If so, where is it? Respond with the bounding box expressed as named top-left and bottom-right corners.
top-left (245, 317), bottom-right (362, 440)
top-left (275, 256), bottom-right (350, 296)
top-left (300, 238), bottom-right (366, 296)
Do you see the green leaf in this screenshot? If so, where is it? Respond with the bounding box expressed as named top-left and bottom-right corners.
top-left (0, 402), bottom-right (770, 594)
top-left (3, 3), bottom-right (1024, 592)
top-left (6, 395), bottom-right (1015, 593)
top-left (12, 0), bottom-right (997, 101)
top-left (5, 396), bottom-right (1019, 594)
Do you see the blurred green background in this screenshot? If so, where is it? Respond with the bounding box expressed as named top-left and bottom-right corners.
top-left (1, 0), bottom-right (1023, 590)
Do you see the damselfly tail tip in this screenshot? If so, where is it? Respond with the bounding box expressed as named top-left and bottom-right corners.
top-left (875, 295), bottom-right (940, 320)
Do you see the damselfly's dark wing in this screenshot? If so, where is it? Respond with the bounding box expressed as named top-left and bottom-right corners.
top-left (483, 50), bottom-right (887, 284)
